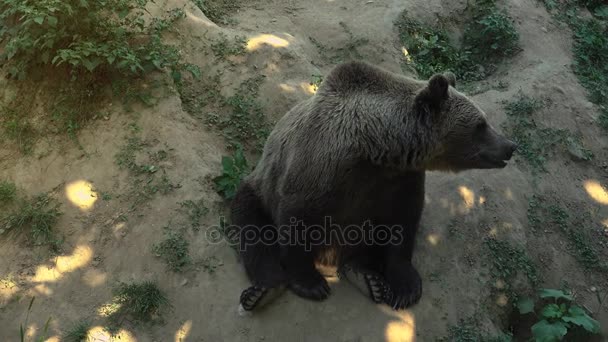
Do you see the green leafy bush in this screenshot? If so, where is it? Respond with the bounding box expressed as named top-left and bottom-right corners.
top-left (213, 146), bottom-right (250, 200)
top-left (517, 288), bottom-right (601, 341)
top-left (0, 0), bottom-right (199, 80)
top-left (396, 1), bottom-right (519, 81)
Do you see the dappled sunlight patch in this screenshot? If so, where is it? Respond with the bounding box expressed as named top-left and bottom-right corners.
top-left (32, 245), bottom-right (93, 283)
top-left (88, 326), bottom-right (137, 341)
top-left (426, 233), bottom-right (440, 246)
top-left (98, 301), bottom-right (122, 318)
top-left (381, 307), bottom-right (416, 342)
top-left (279, 83), bottom-right (296, 93)
top-left (34, 284), bottom-right (53, 296)
top-left (504, 188), bottom-right (514, 200)
top-left (401, 47), bottom-right (412, 63)
top-left (185, 9), bottom-right (217, 27)
top-left (495, 293), bottom-right (509, 307)
top-left (45, 336), bottom-right (60, 342)
top-left (602, 219), bottom-right (608, 228)
top-left (584, 180), bottom-right (608, 205)
top-left (246, 34), bottom-right (290, 51)
top-left (300, 82), bottom-right (317, 95)
top-left (458, 186), bottom-right (475, 210)
top-left (112, 222), bottom-right (127, 238)
top-left (0, 276), bottom-right (20, 301)
top-left (479, 196), bottom-right (486, 205)
top-left (175, 320), bottom-right (193, 342)
top-left (65, 180), bottom-right (98, 211)
top-left (83, 269), bottom-right (107, 287)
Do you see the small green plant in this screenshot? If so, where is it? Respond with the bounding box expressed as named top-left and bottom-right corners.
top-left (517, 288), bottom-right (601, 341)
top-left (20, 297), bottom-right (51, 342)
top-left (442, 315), bottom-right (513, 341)
top-left (204, 75), bottom-right (271, 151)
top-left (0, 180), bottom-right (17, 203)
top-left (178, 198), bottom-right (209, 230)
top-left (210, 33), bottom-right (247, 59)
top-left (153, 231), bottom-right (191, 272)
top-left (310, 74), bottom-right (324, 92)
top-left (62, 319), bottom-right (91, 342)
top-left (214, 146), bottom-right (250, 200)
top-left (3, 193), bottom-right (62, 245)
top-left (106, 281), bottom-right (170, 326)
top-left (0, 106), bottom-right (35, 154)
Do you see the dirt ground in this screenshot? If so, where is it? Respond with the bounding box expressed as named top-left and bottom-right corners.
top-left (1, 0), bottom-right (608, 341)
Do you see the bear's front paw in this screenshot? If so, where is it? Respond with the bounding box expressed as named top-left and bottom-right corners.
top-left (288, 268), bottom-right (331, 301)
top-left (384, 264), bottom-right (422, 310)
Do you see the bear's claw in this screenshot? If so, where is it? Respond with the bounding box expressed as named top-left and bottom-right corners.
top-left (338, 265), bottom-right (389, 304)
top-left (384, 264), bottom-right (422, 310)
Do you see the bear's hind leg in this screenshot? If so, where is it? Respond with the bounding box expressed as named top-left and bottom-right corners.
top-left (282, 244), bottom-right (331, 300)
top-left (231, 182), bottom-right (287, 312)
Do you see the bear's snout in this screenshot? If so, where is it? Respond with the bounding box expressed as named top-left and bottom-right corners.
top-left (505, 141), bottom-right (518, 160)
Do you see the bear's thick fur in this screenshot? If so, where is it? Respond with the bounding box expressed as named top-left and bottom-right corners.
top-left (232, 61), bottom-right (517, 312)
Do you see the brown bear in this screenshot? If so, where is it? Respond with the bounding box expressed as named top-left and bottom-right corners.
top-left (230, 60), bottom-right (517, 313)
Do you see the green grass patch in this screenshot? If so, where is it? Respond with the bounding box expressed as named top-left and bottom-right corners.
top-left (2, 193), bottom-right (62, 246)
top-left (178, 198), bottom-right (209, 231)
top-left (527, 195), bottom-right (607, 272)
top-left (485, 237), bottom-right (540, 300)
top-left (210, 33), bottom-right (247, 59)
top-left (153, 231), bottom-right (191, 272)
top-left (0, 180), bottom-right (17, 203)
top-left (442, 316), bottom-right (513, 342)
top-left (62, 319), bottom-right (91, 342)
top-left (395, 0), bottom-right (519, 81)
top-left (103, 281), bottom-right (170, 329)
top-left (502, 93), bottom-right (592, 174)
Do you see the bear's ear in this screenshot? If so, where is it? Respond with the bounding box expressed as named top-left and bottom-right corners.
top-left (415, 73), bottom-right (450, 106)
top-left (444, 71), bottom-right (456, 88)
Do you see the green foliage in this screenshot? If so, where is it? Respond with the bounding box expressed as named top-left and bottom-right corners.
top-left (178, 198), bottom-right (209, 230)
top-left (503, 93), bottom-right (592, 174)
top-left (210, 33), bottom-right (247, 59)
top-left (0, 0), bottom-right (199, 80)
top-left (62, 319), bottom-right (91, 342)
top-left (485, 237), bottom-right (539, 299)
top-left (214, 146), bottom-right (250, 200)
top-left (153, 231), bottom-right (191, 272)
top-left (207, 75), bottom-right (271, 151)
top-left (0, 105), bottom-right (34, 154)
top-left (107, 281), bottom-right (170, 324)
top-left (310, 74), bottom-right (324, 92)
top-left (570, 16), bottom-right (608, 130)
top-left (527, 196), bottom-right (607, 272)
top-left (2, 193), bottom-right (62, 245)
top-left (0, 180), bottom-right (17, 203)
top-left (395, 1), bottom-right (519, 81)
top-left (517, 288), bottom-right (600, 342)
top-left (444, 316), bottom-right (513, 342)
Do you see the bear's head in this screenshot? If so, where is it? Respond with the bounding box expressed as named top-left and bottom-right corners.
top-left (415, 73), bottom-right (517, 172)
